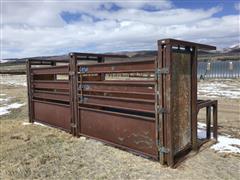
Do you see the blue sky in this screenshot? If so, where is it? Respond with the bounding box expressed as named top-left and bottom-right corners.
top-left (1, 0), bottom-right (240, 59)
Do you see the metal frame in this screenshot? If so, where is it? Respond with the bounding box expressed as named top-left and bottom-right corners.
top-left (26, 39), bottom-right (218, 167)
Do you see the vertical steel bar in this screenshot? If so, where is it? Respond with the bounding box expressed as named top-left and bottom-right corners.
top-left (191, 47), bottom-right (198, 151)
top-left (154, 56), bottom-right (160, 162)
top-left (157, 42), bottom-right (165, 164)
top-left (213, 102), bottom-right (218, 141)
top-left (26, 59), bottom-right (34, 123)
top-left (206, 106), bottom-right (211, 139)
top-left (98, 57), bottom-right (105, 81)
top-left (165, 44), bottom-right (174, 166)
top-left (69, 53), bottom-right (79, 136)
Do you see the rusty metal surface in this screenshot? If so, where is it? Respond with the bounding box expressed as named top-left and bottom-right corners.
top-left (83, 90), bottom-right (154, 100)
top-left (33, 91), bottom-right (69, 102)
top-left (31, 65), bottom-right (68, 75)
top-left (33, 100), bottom-right (71, 131)
top-left (171, 51), bottom-right (191, 155)
top-left (79, 81), bottom-right (154, 93)
top-left (79, 107), bottom-right (158, 158)
top-left (81, 95), bottom-right (154, 113)
top-left (77, 59), bottom-right (155, 73)
top-left (33, 80), bottom-right (69, 90)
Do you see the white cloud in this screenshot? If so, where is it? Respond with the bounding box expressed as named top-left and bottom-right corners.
top-left (234, 2), bottom-right (240, 11)
top-left (1, 1), bottom-right (240, 58)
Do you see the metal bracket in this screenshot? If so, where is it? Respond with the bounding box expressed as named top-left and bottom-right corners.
top-left (69, 71), bottom-right (75, 76)
top-left (79, 66), bottom-right (88, 73)
top-left (79, 84), bottom-right (90, 90)
top-left (71, 123), bottom-right (77, 128)
top-left (155, 68), bottom-right (169, 75)
top-left (157, 106), bottom-right (166, 114)
top-left (79, 95), bottom-right (88, 103)
top-left (159, 147), bottom-right (170, 154)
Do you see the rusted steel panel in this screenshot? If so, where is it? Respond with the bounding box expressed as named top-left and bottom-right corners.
top-left (79, 81), bottom-right (154, 93)
top-left (80, 95), bottom-right (155, 113)
top-left (171, 52), bottom-right (191, 155)
top-left (31, 65), bottom-right (69, 75)
top-left (158, 39), bottom-right (216, 50)
top-left (74, 52), bottom-right (128, 59)
top-left (33, 100), bottom-right (71, 131)
top-left (33, 92), bottom-right (69, 102)
top-left (82, 80), bottom-right (155, 84)
top-left (33, 80), bottom-right (69, 90)
top-left (78, 60), bottom-right (155, 73)
top-left (83, 90), bottom-right (154, 100)
top-left (79, 107), bottom-right (158, 158)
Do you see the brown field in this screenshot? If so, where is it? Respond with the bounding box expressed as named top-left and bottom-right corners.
top-left (0, 76), bottom-right (239, 179)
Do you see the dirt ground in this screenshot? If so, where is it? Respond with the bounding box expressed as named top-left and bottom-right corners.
top-left (0, 76), bottom-right (239, 179)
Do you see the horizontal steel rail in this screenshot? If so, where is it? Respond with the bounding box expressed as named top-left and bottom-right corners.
top-left (79, 106), bottom-right (155, 122)
top-left (33, 80), bottom-right (69, 90)
top-left (31, 65), bottom-right (69, 75)
top-left (82, 90), bottom-right (154, 99)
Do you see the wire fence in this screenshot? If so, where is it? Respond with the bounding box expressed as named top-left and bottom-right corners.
top-left (198, 61), bottom-right (240, 79)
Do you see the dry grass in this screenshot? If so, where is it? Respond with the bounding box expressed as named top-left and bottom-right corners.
top-left (0, 78), bottom-right (240, 179)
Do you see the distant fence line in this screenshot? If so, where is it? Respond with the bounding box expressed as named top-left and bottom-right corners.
top-left (198, 61), bottom-right (240, 79)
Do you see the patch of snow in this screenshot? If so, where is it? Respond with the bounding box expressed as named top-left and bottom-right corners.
top-left (211, 135), bottom-right (240, 153)
top-left (0, 94), bottom-right (6, 96)
top-left (34, 122), bottom-right (48, 127)
top-left (0, 103), bottom-right (25, 116)
top-left (0, 59), bottom-right (9, 63)
top-left (22, 122), bottom-right (49, 127)
top-left (0, 98), bottom-right (9, 102)
top-left (197, 123), bottom-right (240, 153)
top-left (22, 122), bottom-right (31, 125)
top-left (198, 80), bottom-right (240, 99)
top-left (0, 75), bottom-right (27, 87)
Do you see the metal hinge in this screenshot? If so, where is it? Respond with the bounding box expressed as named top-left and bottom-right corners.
top-left (155, 68), bottom-right (169, 75)
top-left (157, 106), bottom-right (166, 114)
top-left (79, 66), bottom-right (88, 73)
top-left (159, 147), bottom-right (170, 154)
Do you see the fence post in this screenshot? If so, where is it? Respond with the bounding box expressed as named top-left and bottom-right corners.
top-left (156, 45), bottom-right (164, 165)
top-left (26, 59), bottom-right (34, 123)
top-left (69, 53), bottom-right (79, 136)
top-left (165, 44), bottom-right (174, 166)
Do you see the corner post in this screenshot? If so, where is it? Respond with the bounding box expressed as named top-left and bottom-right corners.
top-left (165, 43), bottom-right (174, 166)
top-left (26, 59), bottom-right (34, 123)
top-left (69, 53), bottom-right (79, 136)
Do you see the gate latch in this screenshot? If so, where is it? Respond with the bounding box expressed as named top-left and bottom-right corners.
top-left (155, 68), bottom-right (169, 75)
